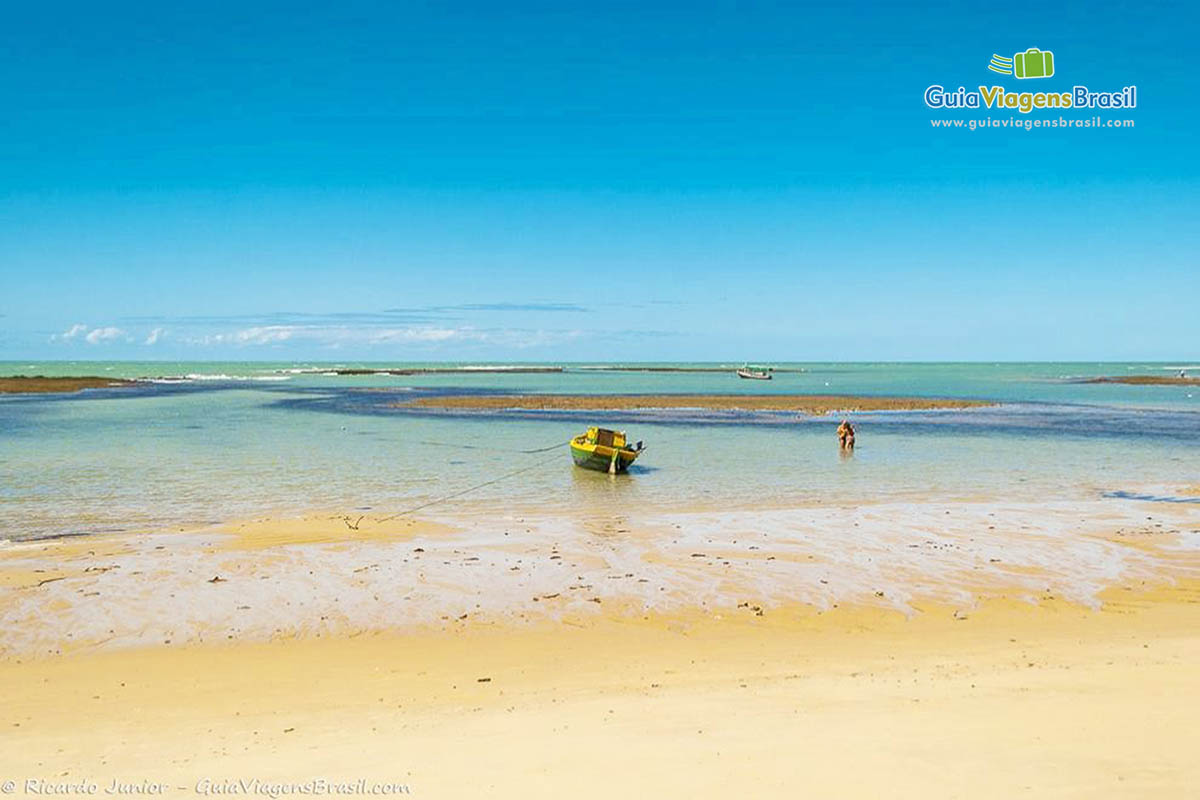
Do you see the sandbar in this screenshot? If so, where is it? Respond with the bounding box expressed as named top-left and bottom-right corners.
top-left (0, 375), bottom-right (136, 394)
top-left (1084, 375), bottom-right (1200, 386)
top-left (397, 393), bottom-right (990, 413)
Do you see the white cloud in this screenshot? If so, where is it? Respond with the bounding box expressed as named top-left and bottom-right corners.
top-left (507, 329), bottom-right (583, 349)
top-left (144, 328), bottom-right (164, 345)
top-left (368, 327), bottom-right (473, 344)
top-left (185, 326), bottom-right (295, 346)
top-left (235, 326), bottom-right (295, 344)
top-left (55, 323), bottom-right (88, 341)
top-left (84, 327), bottom-right (127, 344)
top-left (178, 324), bottom-right (585, 350)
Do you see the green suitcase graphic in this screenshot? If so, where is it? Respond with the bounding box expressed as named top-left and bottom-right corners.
top-left (1014, 48), bottom-right (1054, 79)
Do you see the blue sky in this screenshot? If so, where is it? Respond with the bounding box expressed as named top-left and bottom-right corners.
top-left (1, 0), bottom-right (1196, 361)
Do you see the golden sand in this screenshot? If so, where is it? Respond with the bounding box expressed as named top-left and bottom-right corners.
top-left (1, 584), bottom-right (1197, 798)
top-left (3, 500), bottom-right (1196, 797)
top-left (0, 376), bottom-right (136, 394)
top-left (397, 393), bottom-right (988, 414)
top-left (207, 512), bottom-right (456, 551)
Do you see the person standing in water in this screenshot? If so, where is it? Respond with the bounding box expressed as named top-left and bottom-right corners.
top-left (837, 419), bottom-right (855, 450)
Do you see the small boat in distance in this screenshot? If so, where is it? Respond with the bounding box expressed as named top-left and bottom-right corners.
top-left (736, 365), bottom-right (773, 380)
top-left (570, 427), bottom-right (645, 474)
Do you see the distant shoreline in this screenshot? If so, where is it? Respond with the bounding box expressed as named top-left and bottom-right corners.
top-left (396, 393), bottom-right (989, 414)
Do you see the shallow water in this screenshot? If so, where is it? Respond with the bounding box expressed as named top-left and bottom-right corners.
top-left (2, 362), bottom-right (1199, 542)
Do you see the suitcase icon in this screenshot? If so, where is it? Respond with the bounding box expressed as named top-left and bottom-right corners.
top-left (1013, 48), bottom-right (1054, 79)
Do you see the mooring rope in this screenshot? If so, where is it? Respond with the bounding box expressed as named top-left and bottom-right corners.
top-left (415, 438), bottom-right (569, 454)
top-left (376, 445), bottom-right (568, 521)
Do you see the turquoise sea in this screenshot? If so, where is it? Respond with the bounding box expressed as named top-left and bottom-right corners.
top-left (2, 361), bottom-right (1199, 542)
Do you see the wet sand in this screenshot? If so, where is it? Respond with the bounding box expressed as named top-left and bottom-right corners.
top-left (0, 375), bottom-right (136, 394)
top-left (3, 499), bottom-right (1197, 654)
top-left (398, 393), bottom-right (989, 413)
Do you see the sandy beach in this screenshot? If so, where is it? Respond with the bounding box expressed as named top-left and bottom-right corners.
top-left (2, 492), bottom-right (1199, 798)
top-left (2, 581), bottom-right (1198, 798)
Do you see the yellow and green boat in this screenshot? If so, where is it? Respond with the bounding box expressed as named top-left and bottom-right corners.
top-left (570, 427), bottom-right (645, 474)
